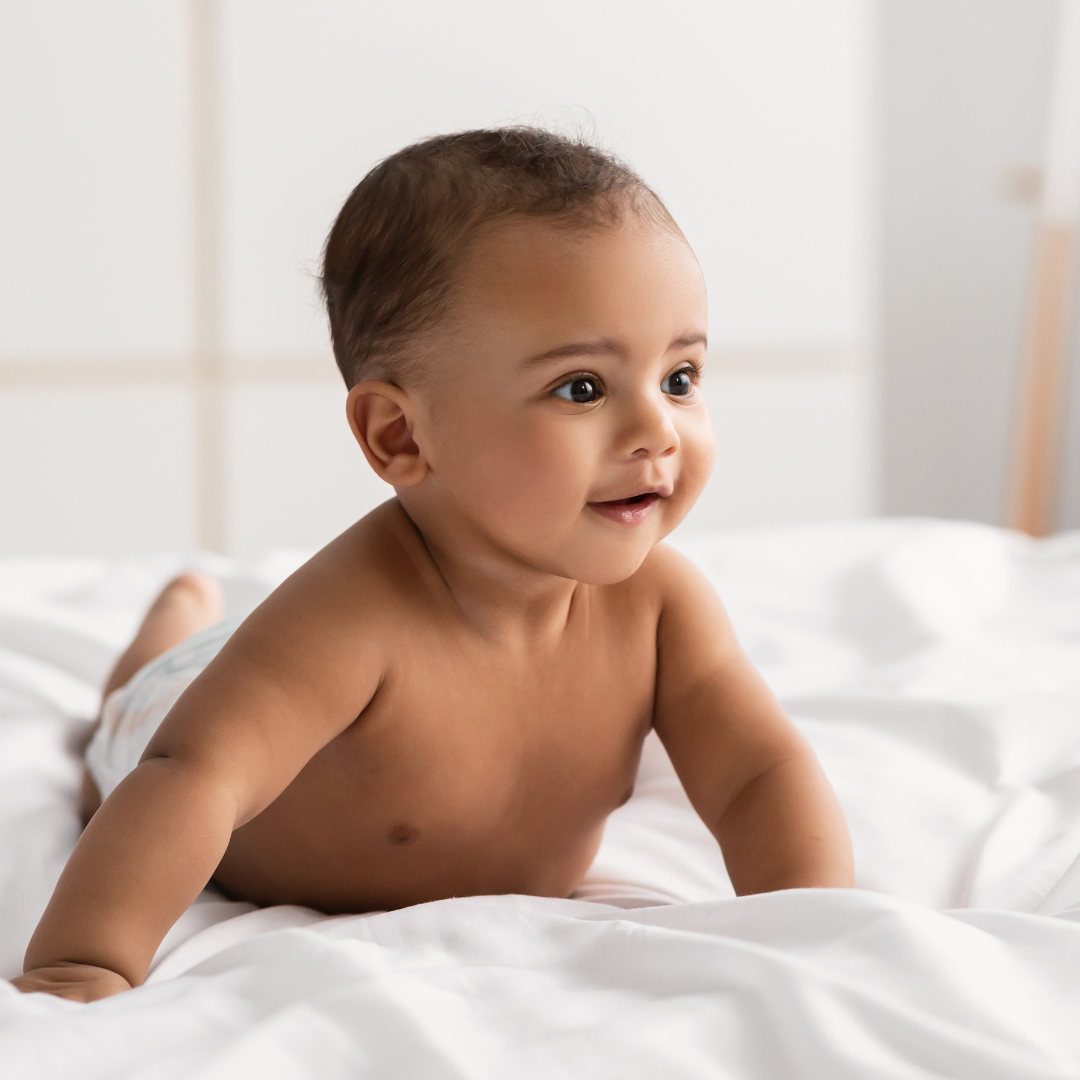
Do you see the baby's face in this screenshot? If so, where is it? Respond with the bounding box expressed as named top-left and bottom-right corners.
top-left (410, 214), bottom-right (713, 585)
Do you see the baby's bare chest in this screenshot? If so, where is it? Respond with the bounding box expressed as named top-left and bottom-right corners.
top-left (338, 627), bottom-right (656, 809)
top-left (220, 626), bottom-right (648, 902)
top-left (217, 611), bottom-right (659, 910)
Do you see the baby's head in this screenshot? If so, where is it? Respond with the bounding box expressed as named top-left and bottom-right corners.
top-left (323, 128), bottom-right (713, 585)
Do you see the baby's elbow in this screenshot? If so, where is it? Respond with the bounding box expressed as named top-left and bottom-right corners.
top-left (128, 751), bottom-right (247, 825)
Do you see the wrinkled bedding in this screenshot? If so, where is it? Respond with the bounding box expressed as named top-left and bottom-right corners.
top-left (2, 519), bottom-right (1080, 1077)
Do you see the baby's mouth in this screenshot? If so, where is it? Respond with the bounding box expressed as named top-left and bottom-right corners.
top-left (587, 491), bottom-right (663, 527)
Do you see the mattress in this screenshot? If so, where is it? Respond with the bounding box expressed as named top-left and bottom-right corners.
top-left (2, 519), bottom-right (1079, 1077)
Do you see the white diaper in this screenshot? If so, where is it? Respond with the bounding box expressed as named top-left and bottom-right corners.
top-left (85, 616), bottom-right (242, 801)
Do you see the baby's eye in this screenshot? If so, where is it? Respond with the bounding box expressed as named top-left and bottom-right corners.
top-left (552, 376), bottom-right (602, 404)
top-left (661, 368), bottom-right (695, 397)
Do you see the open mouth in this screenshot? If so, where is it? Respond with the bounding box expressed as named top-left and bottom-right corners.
top-left (587, 490), bottom-right (663, 526)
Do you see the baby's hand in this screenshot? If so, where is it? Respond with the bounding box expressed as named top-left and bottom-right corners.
top-left (11, 962), bottom-right (132, 1002)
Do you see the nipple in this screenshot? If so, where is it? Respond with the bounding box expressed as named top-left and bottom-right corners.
top-left (388, 824), bottom-right (420, 846)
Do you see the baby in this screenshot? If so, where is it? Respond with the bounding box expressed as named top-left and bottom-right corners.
top-left (14, 128), bottom-right (853, 1003)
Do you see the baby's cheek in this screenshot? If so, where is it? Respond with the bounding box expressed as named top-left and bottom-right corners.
top-left (683, 412), bottom-right (716, 487)
top-left (499, 436), bottom-right (589, 526)
top-left (670, 420), bottom-right (715, 516)
top-left (690, 439), bottom-right (716, 495)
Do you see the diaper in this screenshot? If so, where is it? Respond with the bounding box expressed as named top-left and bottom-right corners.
top-left (85, 616), bottom-right (242, 801)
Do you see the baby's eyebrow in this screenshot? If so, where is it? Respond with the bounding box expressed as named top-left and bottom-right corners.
top-left (523, 339), bottom-right (628, 365)
top-left (523, 332), bottom-right (707, 366)
top-left (669, 333), bottom-right (708, 351)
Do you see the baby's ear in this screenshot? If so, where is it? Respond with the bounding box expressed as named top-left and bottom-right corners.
top-left (346, 382), bottom-right (428, 487)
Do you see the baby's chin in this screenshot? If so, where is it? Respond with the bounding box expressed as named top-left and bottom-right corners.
top-left (543, 528), bottom-right (666, 586)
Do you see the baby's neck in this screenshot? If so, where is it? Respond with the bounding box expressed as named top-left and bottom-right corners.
top-left (396, 501), bottom-right (582, 643)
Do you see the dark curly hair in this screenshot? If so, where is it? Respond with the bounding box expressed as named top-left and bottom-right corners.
top-left (321, 127), bottom-right (673, 387)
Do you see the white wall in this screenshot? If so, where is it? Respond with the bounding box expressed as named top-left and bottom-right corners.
top-left (878, 0), bottom-right (1062, 525)
top-left (0, 0), bottom-right (873, 557)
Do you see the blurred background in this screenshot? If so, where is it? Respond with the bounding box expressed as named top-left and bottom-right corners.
top-left (0, 0), bottom-right (1077, 557)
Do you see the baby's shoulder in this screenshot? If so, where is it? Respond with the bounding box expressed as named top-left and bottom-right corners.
top-left (191, 503), bottom-right (419, 717)
top-left (321, 495), bottom-right (430, 581)
top-left (252, 500), bottom-right (430, 641)
top-left (626, 541), bottom-right (708, 597)
top-left (597, 542), bottom-right (714, 625)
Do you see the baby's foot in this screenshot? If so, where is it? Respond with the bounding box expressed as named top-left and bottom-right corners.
top-left (102, 571), bottom-right (225, 701)
top-left (143, 571), bottom-right (225, 641)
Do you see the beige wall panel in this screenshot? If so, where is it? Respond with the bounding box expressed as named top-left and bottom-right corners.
top-left (219, 0), bottom-right (870, 357)
top-left (0, 1), bottom-right (192, 360)
top-left (0, 2), bottom-right (876, 557)
top-left (225, 383), bottom-right (393, 557)
top-left (0, 388), bottom-right (195, 555)
top-left (680, 369), bottom-right (874, 531)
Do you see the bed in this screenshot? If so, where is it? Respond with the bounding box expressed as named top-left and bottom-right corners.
top-left (2, 518), bottom-right (1079, 1077)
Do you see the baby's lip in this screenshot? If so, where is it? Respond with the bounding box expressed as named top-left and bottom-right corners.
top-left (591, 483), bottom-right (673, 504)
top-left (587, 488), bottom-right (669, 527)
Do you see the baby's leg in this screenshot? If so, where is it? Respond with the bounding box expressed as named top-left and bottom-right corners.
top-left (80, 571), bottom-right (224, 823)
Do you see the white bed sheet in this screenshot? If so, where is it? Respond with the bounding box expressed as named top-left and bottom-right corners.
top-left (2, 519), bottom-right (1080, 1077)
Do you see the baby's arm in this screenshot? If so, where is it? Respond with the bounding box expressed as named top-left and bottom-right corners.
top-left (14, 557), bottom-right (383, 1002)
top-left (650, 548), bottom-right (854, 893)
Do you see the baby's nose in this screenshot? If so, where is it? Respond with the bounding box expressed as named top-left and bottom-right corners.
top-left (624, 396), bottom-right (679, 459)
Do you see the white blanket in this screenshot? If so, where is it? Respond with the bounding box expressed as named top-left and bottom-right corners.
top-left (2, 519), bottom-right (1079, 1077)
